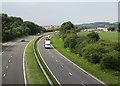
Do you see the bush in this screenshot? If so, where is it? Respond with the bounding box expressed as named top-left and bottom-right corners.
top-left (89, 53), bottom-right (102, 64)
top-left (112, 42), bottom-right (120, 51)
top-left (77, 41), bottom-right (87, 56)
top-left (81, 44), bottom-right (104, 63)
top-left (100, 51), bottom-right (120, 71)
top-left (87, 32), bottom-right (100, 42)
top-left (64, 34), bottom-right (78, 52)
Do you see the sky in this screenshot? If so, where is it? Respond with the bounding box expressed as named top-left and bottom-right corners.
top-left (1, 1), bottom-right (118, 26)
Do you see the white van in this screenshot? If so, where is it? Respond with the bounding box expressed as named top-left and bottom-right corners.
top-left (44, 40), bottom-right (51, 49)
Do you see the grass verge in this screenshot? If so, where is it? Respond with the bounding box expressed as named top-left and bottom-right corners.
top-left (25, 38), bottom-right (49, 84)
top-left (34, 37), bottom-right (59, 85)
top-left (51, 36), bottom-right (119, 86)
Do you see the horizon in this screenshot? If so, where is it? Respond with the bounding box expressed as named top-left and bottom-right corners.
top-left (2, 2), bottom-right (118, 26)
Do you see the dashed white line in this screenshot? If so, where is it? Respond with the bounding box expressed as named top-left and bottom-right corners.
top-left (9, 60), bottom-right (11, 62)
top-left (81, 83), bottom-right (85, 86)
top-left (69, 72), bottom-right (72, 76)
top-left (6, 66), bottom-right (8, 69)
top-left (11, 56), bottom-right (12, 58)
top-left (61, 65), bottom-right (64, 68)
top-left (3, 74), bottom-right (6, 77)
top-left (56, 60), bottom-right (58, 62)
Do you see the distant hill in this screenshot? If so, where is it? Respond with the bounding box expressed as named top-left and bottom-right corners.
top-left (75, 22), bottom-right (118, 30)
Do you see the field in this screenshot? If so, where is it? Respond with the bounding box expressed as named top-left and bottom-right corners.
top-left (78, 31), bottom-right (119, 42)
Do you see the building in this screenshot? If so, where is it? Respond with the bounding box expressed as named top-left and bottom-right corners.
top-left (97, 27), bottom-right (108, 32)
top-left (43, 25), bottom-right (60, 30)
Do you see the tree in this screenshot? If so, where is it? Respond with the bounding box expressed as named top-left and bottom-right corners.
top-left (87, 32), bottom-right (100, 42)
top-left (2, 13), bottom-right (46, 42)
top-left (64, 34), bottom-right (78, 48)
top-left (107, 26), bottom-right (115, 31)
top-left (118, 23), bottom-right (120, 32)
top-left (100, 51), bottom-right (120, 71)
top-left (59, 21), bottom-right (75, 40)
top-left (23, 21), bottom-right (46, 35)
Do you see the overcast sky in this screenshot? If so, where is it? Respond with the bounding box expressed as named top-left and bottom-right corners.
top-left (2, 2), bottom-right (118, 25)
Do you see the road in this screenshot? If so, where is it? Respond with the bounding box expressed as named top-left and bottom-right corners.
top-left (38, 34), bottom-right (105, 85)
top-left (1, 36), bottom-right (37, 85)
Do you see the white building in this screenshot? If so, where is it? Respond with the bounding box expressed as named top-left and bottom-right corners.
top-left (97, 27), bottom-right (108, 32)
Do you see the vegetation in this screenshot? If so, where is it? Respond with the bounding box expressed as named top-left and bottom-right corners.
top-left (87, 32), bottom-right (100, 42)
top-left (118, 23), bottom-right (120, 32)
top-left (2, 13), bottom-right (46, 42)
top-left (25, 38), bottom-right (49, 84)
top-left (78, 32), bottom-right (119, 42)
top-left (53, 21), bottom-right (120, 85)
top-left (107, 26), bottom-right (115, 31)
top-left (52, 36), bottom-right (119, 85)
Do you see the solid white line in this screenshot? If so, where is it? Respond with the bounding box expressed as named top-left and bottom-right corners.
top-left (38, 37), bottom-right (61, 85)
top-left (23, 38), bottom-right (35, 85)
top-left (6, 66), bottom-right (8, 69)
top-left (51, 43), bottom-right (105, 85)
top-left (33, 39), bottom-right (53, 85)
top-left (0, 42), bottom-right (16, 55)
top-left (69, 72), bottom-right (72, 76)
top-left (3, 74), bottom-right (5, 77)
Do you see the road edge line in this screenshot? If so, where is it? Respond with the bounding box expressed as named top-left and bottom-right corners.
top-left (33, 37), bottom-right (53, 85)
top-left (23, 38), bottom-right (35, 85)
top-left (51, 39), bottom-right (105, 85)
top-left (0, 42), bottom-right (16, 55)
top-left (37, 37), bottom-right (61, 86)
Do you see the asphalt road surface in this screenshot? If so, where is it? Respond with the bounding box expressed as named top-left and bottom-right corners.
top-left (38, 34), bottom-right (105, 86)
top-left (1, 36), bottom-right (37, 85)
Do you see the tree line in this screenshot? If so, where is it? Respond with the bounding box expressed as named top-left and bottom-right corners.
top-left (59, 21), bottom-right (120, 72)
top-left (1, 13), bottom-right (46, 42)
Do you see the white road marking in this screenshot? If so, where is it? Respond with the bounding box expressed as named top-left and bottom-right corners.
top-left (69, 72), bottom-right (72, 76)
top-left (81, 83), bottom-right (85, 86)
top-left (11, 56), bottom-right (12, 58)
top-left (61, 65), bottom-right (64, 68)
top-left (53, 44), bottom-right (105, 84)
top-left (56, 60), bottom-right (58, 62)
top-left (3, 74), bottom-right (6, 77)
top-left (0, 42), bottom-right (16, 55)
top-left (9, 60), bottom-right (10, 62)
top-left (6, 66), bottom-right (8, 69)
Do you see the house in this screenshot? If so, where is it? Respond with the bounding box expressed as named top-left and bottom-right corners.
top-left (97, 27), bottom-right (108, 32)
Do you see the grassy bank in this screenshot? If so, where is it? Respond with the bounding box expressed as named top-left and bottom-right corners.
top-left (51, 36), bottom-right (119, 85)
top-left (25, 38), bottom-right (49, 84)
top-left (78, 32), bottom-right (119, 42)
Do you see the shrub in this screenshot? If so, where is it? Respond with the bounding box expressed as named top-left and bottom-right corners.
top-left (81, 44), bottom-right (104, 63)
top-left (87, 32), bottom-right (100, 42)
top-left (64, 37), bottom-right (70, 48)
top-left (100, 51), bottom-right (120, 71)
top-left (77, 41), bottom-right (88, 56)
top-left (64, 34), bottom-right (78, 52)
top-left (112, 42), bottom-right (120, 51)
top-left (89, 53), bottom-right (102, 64)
